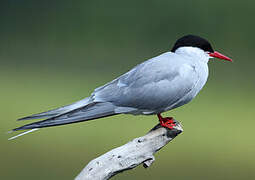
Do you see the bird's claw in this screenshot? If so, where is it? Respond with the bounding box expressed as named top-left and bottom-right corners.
top-left (160, 118), bottom-right (176, 129)
top-left (157, 114), bottom-right (176, 130)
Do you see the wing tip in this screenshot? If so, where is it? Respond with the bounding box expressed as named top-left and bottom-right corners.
top-left (17, 114), bottom-right (50, 121)
top-left (17, 116), bottom-right (31, 121)
top-left (12, 125), bottom-right (32, 132)
top-left (6, 130), bottom-right (14, 134)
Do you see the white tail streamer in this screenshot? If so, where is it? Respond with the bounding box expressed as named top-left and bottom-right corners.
top-left (8, 128), bottom-right (39, 140)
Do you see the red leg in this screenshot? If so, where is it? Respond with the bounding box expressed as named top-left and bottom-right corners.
top-left (157, 114), bottom-right (176, 129)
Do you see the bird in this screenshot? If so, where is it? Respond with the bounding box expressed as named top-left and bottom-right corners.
top-left (9, 35), bottom-right (232, 140)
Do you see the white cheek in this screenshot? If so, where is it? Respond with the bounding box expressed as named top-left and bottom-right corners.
top-left (208, 56), bottom-right (214, 61)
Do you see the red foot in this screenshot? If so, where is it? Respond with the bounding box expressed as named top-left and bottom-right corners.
top-left (157, 114), bottom-right (176, 129)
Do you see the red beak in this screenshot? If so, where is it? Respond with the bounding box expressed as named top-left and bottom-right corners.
top-left (209, 51), bottom-right (232, 62)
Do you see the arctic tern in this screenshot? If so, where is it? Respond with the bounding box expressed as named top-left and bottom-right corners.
top-left (9, 35), bottom-right (232, 140)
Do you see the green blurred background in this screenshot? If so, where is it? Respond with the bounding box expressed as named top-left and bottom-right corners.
top-left (1, 0), bottom-right (254, 179)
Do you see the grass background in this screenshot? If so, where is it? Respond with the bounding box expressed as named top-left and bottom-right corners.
top-left (1, 0), bottom-right (255, 179)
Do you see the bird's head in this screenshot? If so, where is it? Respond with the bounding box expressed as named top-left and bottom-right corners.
top-left (171, 35), bottom-right (232, 63)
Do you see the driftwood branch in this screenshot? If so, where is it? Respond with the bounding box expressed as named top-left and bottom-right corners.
top-left (75, 119), bottom-right (183, 180)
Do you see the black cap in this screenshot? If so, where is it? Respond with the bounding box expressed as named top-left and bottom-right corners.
top-left (171, 35), bottom-right (214, 53)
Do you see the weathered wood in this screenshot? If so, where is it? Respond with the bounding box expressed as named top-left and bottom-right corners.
top-left (75, 119), bottom-right (183, 180)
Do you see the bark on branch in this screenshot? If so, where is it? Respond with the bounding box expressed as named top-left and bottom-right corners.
top-left (75, 119), bottom-right (183, 180)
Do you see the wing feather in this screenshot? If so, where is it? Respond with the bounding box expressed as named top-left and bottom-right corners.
top-left (93, 52), bottom-right (199, 113)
